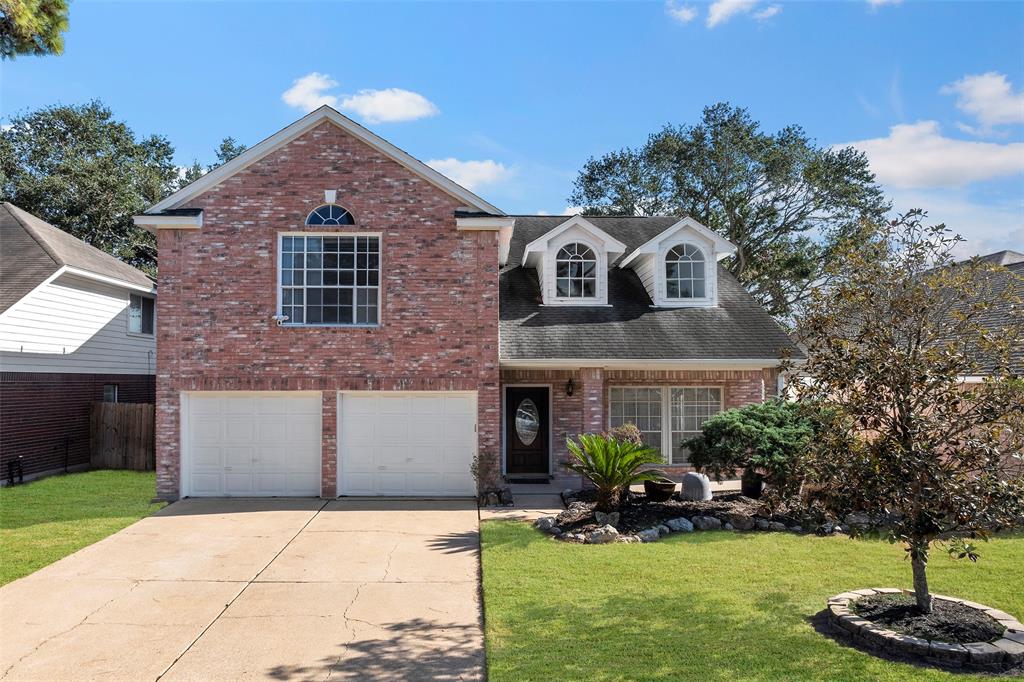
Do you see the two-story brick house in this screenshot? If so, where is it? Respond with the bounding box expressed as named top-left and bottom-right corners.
top-left (135, 106), bottom-right (800, 500)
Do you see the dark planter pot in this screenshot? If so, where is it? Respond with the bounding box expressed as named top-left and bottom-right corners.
top-left (644, 478), bottom-right (676, 502)
top-left (741, 470), bottom-right (764, 499)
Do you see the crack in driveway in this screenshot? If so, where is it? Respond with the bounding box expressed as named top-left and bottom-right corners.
top-left (154, 500), bottom-right (329, 681)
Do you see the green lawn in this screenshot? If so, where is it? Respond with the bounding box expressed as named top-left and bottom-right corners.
top-left (481, 521), bottom-right (1024, 681)
top-left (0, 470), bottom-right (164, 585)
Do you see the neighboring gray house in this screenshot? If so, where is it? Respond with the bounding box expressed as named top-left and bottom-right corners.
top-left (0, 203), bottom-right (157, 480)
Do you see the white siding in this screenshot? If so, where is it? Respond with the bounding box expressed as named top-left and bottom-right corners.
top-left (634, 254), bottom-right (657, 302)
top-left (0, 273), bottom-right (155, 375)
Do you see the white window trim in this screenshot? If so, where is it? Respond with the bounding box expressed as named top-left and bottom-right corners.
top-left (550, 240), bottom-right (603, 305)
top-left (276, 231), bottom-right (383, 328)
top-left (659, 241), bottom-right (714, 307)
top-left (546, 234), bottom-right (608, 306)
top-left (126, 293), bottom-right (156, 337)
top-left (607, 385), bottom-right (724, 466)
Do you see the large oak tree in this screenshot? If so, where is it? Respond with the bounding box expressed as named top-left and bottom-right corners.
top-left (569, 103), bottom-right (889, 319)
top-left (0, 101), bottom-right (178, 275)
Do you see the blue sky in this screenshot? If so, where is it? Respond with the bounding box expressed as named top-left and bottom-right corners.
top-left (3, 0), bottom-right (1022, 256)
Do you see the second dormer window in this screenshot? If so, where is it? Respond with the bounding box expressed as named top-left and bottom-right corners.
top-left (665, 243), bottom-right (706, 299)
top-left (555, 243), bottom-right (597, 299)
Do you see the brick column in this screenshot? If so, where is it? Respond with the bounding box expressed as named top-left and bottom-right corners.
top-left (580, 366), bottom-right (606, 435)
top-left (321, 391), bottom-right (337, 498)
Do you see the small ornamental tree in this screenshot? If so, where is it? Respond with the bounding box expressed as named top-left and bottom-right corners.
top-left (790, 210), bottom-right (1024, 613)
top-left (686, 399), bottom-right (819, 501)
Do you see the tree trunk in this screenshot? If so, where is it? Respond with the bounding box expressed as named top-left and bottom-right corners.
top-left (910, 548), bottom-right (933, 614)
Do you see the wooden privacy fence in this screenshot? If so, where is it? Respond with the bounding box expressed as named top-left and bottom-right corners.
top-left (90, 402), bottom-right (155, 471)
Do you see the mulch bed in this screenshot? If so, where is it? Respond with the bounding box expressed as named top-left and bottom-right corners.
top-left (555, 491), bottom-right (767, 535)
top-left (853, 593), bottom-right (1006, 643)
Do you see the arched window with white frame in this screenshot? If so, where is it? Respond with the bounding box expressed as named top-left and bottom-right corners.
top-left (555, 243), bottom-right (597, 299)
top-left (665, 243), bottom-right (706, 299)
top-left (305, 204), bottom-right (355, 226)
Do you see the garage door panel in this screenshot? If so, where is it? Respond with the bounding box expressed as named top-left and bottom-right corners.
top-left (185, 393), bottom-right (321, 497)
top-left (224, 446), bottom-right (254, 467)
top-left (338, 392), bottom-right (476, 496)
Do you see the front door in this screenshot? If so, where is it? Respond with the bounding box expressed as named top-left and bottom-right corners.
top-left (505, 387), bottom-right (549, 475)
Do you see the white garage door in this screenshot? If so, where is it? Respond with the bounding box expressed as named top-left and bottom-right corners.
top-left (338, 392), bottom-right (477, 496)
top-left (184, 392), bottom-right (321, 497)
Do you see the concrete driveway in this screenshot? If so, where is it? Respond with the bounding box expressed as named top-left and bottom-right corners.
top-left (0, 499), bottom-right (483, 681)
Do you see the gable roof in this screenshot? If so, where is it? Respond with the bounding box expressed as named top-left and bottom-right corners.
top-left (618, 217), bottom-right (737, 268)
top-left (520, 215), bottom-right (628, 266)
top-left (501, 215), bottom-right (801, 363)
top-left (0, 203), bottom-right (154, 313)
top-left (143, 106), bottom-right (503, 216)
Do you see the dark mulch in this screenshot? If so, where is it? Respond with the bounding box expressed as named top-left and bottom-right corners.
top-left (555, 492), bottom-right (766, 535)
top-left (853, 593), bottom-right (1005, 643)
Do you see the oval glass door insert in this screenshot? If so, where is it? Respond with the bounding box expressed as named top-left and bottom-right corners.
top-left (515, 399), bottom-right (540, 446)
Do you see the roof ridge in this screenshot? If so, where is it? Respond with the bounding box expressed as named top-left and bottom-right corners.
top-left (2, 202), bottom-right (62, 268)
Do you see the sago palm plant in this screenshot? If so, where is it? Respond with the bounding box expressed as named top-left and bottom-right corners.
top-left (564, 433), bottom-right (665, 512)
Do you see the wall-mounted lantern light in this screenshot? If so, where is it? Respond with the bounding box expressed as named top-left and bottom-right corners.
top-left (565, 378), bottom-right (575, 396)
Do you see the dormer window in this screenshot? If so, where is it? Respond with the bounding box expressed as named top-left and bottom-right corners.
top-left (520, 216), bottom-right (626, 306)
top-left (618, 217), bottom-right (736, 308)
top-left (665, 243), bottom-right (706, 299)
top-left (305, 204), bottom-right (355, 226)
top-left (555, 243), bottom-right (597, 299)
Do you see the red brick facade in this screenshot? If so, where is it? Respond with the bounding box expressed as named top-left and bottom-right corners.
top-left (154, 121), bottom-right (500, 499)
top-left (0, 372), bottom-right (155, 479)
top-left (500, 367), bottom-right (777, 487)
top-left (153, 117), bottom-right (784, 500)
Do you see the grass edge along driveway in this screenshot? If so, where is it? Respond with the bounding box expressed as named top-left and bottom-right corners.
top-left (0, 470), bottom-right (164, 585)
top-left (480, 520), bottom-right (1024, 681)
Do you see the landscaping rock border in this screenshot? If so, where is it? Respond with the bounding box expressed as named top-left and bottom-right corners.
top-left (826, 589), bottom-right (1024, 672)
top-left (532, 502), bottom-right (822, 544)
top-left (531, 510), bottom-right (816, 544)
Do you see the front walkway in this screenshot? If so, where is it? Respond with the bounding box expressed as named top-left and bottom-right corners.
top-left (0, 499), bottom-right (483, 681)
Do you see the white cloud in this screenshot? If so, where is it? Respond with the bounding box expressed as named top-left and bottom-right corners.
top-left (665, 0), bottom-right (698, 24)
top-left (707, 0), bottom-right (758, 27)
top-left (426, 158), bottom-right (512, 190)
top-left (281, 72), bottom-right (338, 112)
top-left (867, 0), bottom-right (901, 7)
top-left (838, 120), bottom-right (1024, 189)
top-left (886, 188), bottom-right (1024, 259)
top-left (339, 88), bottom-right (439, 124)
top-left (940, 72), bottom-right (1024, 135)
top-left (753, 4), bottom-right (781, 21)
top-left (282, 73), bottom-right (439, 123)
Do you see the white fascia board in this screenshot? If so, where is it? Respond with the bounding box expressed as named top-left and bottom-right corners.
top-left (499, 358), bottom-right (786, 370)
top-left (144, 106), bottom-right (504, 216)
top-left (455, 216), bottom-right (515, 231)
top-left (62, 266), bottom-right (157, 294)
top-left (132, 213), bottom-right (203, 233)
top-left (520, 215), bottom-right (628, 267)
top-left (619, 217), bottom-right (736, 269)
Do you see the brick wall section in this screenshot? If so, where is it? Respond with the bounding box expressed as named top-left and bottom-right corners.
top-left (155, 121), bottom-right (500, 500)
top-left (321, 391), bottom-right (337, 497)
top-left (500, 367), bottom-right (772, 485)
top-left (1, 372), bottom-right (155, 478)
top-left (501, 369), bottom-right (584, 487)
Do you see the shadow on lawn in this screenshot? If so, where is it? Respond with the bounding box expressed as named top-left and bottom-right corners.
top-left (265, 618), bottom-right (484, 681)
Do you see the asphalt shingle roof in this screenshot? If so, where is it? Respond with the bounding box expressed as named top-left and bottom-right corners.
top-left (499, 216), bottom-right (802, 361)
top-left (0, 203), bottom-right (153, 313)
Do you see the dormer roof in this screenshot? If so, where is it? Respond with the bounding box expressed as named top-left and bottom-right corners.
top-left (618, 217), bottom-right (736, 269)
top-left (520, 215), bottom-right (628, 268)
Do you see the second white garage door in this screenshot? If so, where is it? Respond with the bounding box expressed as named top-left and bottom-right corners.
top-left (338, 392), bottom-right (477, 496)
